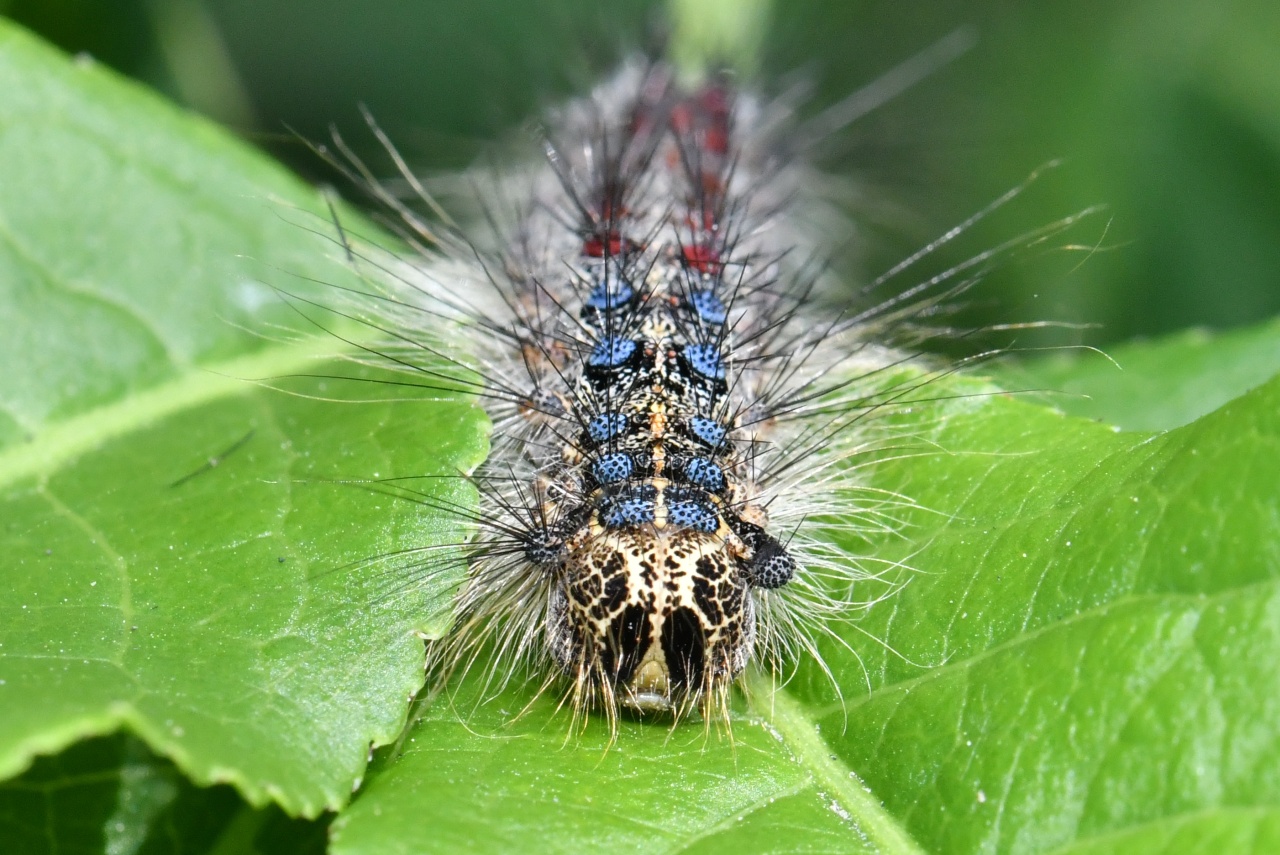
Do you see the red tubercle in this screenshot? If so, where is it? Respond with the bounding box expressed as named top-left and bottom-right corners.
top-left (670, 102), bottom-right (693, 135)
top-left (704, 125), bottom-right (730, 156)
top-left (598, 199), bottom-right (631, 223)
top-left (698, 84), bottom-right (733, 155)
top-left (697, 82), bottom-right (732, 119)
top-left (673, 83), bottom-right (733, 155)
top-left (699, 172), bottom-right (726, 199)
top-left (582, 233), bottom-right (641, 258)
top-left (681, 243), bottom-right (721, 274)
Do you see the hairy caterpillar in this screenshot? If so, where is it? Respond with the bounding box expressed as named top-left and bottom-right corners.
top-left (297, 33), bottom-right (1061, 730)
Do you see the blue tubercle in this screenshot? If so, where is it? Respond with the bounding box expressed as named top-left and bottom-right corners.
top-left (667, 500), bottom-right (719, 533)
top-left (592, 453), bottom-right (634, 484)
top-left (689, 416), bottom-right (726, 448)
top-left (602, 495), bottom-right (656, 528)
top-left (687, 290), bottom-right (727, 324)
top-left (589, 336), bottom-right (637, 368)
top-left (684, 457), bottom-right (726, 492)
top-left (586, 279), bottom-right (635, 311)
top-left (683, 343), bottom-right (725, 379)
top-left (587, 412), bottom-right (629, 443)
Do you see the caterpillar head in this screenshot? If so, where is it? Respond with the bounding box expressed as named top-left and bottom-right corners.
top-left (544, 519), bottom-right (795, 715)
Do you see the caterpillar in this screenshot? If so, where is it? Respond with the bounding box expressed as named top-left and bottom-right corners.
top-left (302, 32), bottom-right (1037, 730)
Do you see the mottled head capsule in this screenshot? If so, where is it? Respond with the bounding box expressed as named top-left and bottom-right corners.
top-left (546, 496), bottom-right (784, 713)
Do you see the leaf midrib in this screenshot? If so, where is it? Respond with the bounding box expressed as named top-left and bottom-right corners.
top-left (0, 337), bottom-right (339, 488)
top-left (752, 676), bottom-right (928, 855)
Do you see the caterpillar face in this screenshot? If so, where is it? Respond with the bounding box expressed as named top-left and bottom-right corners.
top-left (548, 521), bottom-right (757, 712)
top-left (530, 468), bottom-right (799, 712)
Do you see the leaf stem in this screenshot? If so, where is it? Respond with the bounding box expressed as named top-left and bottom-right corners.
top-left (750, 674), bottom-right (928, 855)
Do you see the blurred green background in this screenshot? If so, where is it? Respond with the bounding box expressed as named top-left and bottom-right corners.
top-left (4, 0), bottom-right (1277, 347)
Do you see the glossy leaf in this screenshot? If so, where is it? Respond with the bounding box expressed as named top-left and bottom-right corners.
top-left (332, 360), bottom-right (1280, 852)
top-left (0, 733), bottom-right (326, 855)
top-left (996, 316), bottom-right (1280, 431)
top-left (3, 14), bottom-right (1279, 855)
top-left (795, 371), bottom-right (1280, 853)
top-left (0, 20), bottom-right (487, 817)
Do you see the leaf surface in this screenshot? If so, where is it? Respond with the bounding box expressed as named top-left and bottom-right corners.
top-left (997, 316), bottom-right (1280, 431)
top-left (333, 363), bottom-right (1280, 853)
top-left (0, 21), bottom-right (487, 816)
top-left (0, 733), bottom-right (326, 855)
top-left (3, 17), bottom-right (1279, 855)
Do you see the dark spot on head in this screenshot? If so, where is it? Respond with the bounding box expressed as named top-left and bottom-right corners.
top-left (601, 604), bottom-right (650, 684)
top-left (692, 574), bottom-right (723, 625)
top-left (695, 553), bottom-right (727, 581)
top-left (662, 607), bottom-right (706, 690)
top-left (601, 568), bottom-right (627, 611)
top-left (571, 572), bottom-right (602, 607)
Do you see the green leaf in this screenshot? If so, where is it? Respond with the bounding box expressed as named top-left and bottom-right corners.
top-left (331, 362), bottom-right (1280, 852)
top-left (797, 373), bottom-right (1280, 852)
top-left (0, 19), bottom-right (487, 817)
top-left (4, 12), bottom-right (1279, 855)
top-left (0, 733), bottom-right (326, 855)
top-left (996, 316), bottom-right (1280, 431)
top-left (328, 679), bottom-right (921, 855)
